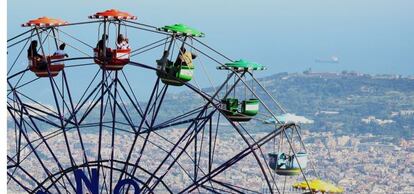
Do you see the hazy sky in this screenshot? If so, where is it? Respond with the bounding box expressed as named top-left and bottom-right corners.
top-left (8, 0), bottom-right (414, 74)
top-left (8, 0), bottom-right (414, 76)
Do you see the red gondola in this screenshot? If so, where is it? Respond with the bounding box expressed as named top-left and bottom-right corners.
top-left (89, 9), bottom-right (137, 70)
top-left (93, 48), bottom-right (131, 70)
top-left (29, 55), bottom-right (65, 77)
top-left (22, 17), bottom-right (68, 77)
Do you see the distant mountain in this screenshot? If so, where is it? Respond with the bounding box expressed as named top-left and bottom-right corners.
top-left (8, 71), bottom-right (414, 139)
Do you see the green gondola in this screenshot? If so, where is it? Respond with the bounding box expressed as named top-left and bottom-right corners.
top-left (156, 24), bottom-right (203, 86)
top-left (218, 60), bottom-right (264, 122)
top-left (220, 98), bottom-right (260, 122)
top-left (220, 98), bottom-right (252, 122)
top-left (241, 99), bottom-right (260, 116)
top-left (156, 59), bottom-right (194, 86)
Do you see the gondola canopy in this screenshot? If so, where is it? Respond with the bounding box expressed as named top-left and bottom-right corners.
top-left (218, 59), bottom-right (266, 71)
top-left (158, 24), bottom-right (204, 37)
top-left (89, 9), bottom-right (137, 20)
top-left (22, 17), bottom-right (68, 27)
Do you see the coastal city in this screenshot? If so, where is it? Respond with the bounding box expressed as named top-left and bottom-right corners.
top-left (7, 125), bottom-right (414, 193)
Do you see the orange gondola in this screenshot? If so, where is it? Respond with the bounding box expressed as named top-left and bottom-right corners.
top-left (22, 17), bottom-right (68, 77)
top-left (29, 55), bottom-right (65, 77)
top-left (89, 9), bottom-right (137, 70)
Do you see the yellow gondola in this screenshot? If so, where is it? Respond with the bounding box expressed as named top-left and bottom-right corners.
top-left (292, 179), bottom-right (344, 193)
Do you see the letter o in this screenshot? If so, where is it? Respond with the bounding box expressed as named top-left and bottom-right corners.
top-left (114, 179), bottom-right (141, 194)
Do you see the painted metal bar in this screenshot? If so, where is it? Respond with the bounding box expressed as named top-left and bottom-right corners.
top-left (180, 124), bottom-right (293, 193)
top-left (115, 78), bottom-right (161, 183)
top-left (109, 71), bottom-right (119, 194)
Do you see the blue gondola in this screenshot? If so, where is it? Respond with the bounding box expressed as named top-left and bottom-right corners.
top-left (268, 152), bottom-right (308, 176)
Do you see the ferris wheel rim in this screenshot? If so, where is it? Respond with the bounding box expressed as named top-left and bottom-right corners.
top-left (7, 15), bottom-right (313, 194)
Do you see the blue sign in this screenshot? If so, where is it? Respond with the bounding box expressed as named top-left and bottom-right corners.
top-left (36, 168), bottom-right (141, 194)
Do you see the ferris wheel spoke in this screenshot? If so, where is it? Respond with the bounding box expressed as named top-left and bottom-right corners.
top-left (7, 136), bottom-right (51, 192)
top-left (115, 78), bottom-right (162, 183)
top-left (120, 22), bottom-right (169, 36)
top-left (47, 75), bottom-right (79, 170)
top-left (195, 114), bottom-right (211, 181)
top-left (140, 121), bottom-right (204, 191)
top-left (95, 70), bottom-right (123, 183)
top-left (135, 83), bottom-right (169, 157)
top-left (7, 30), bottom-right (34, 75)
top-left (140, 71), bottom-right (245, 191)
top-left (151, 105), bottom-right (209, 130)
top-left (73, 69), bottom-right (102, 110)
top-left (107, 71), bottom-right (120, 194)
top-left (15, 118), bottom-right (77, 193)
top-left (7, 68), bottom-right (30, 81)
top-left (105, 81), bottom-right (144, 133)
top-left (11, 88), bottom-right (59, 115)
top-left (121, 133), bottom-right (192, 193)
top-left (219, 117), bottom-right (275, 193)
top-left (124, 117), bottom-right (215, 192)
top-left (117, 83), bottom-right (170, 184)
top-left (129, 37), bottom-right (169, 56)
top-left (184, 71), bottom-right (240, 105)
top-left (7, 172), bottom-right (33, 193)
top-left (7, 77), bottom-right (40, 94)
top-left (60, 70), bottom-right (94, 179)
top-left (99, 166), bottom-right (110, 194)
top-left (128, 61), bottom-right (157, 71)
top-left (7, 29), bottom-right (46, 49)
top-left (123, 20), bottom-right (158, 30)
top-left (7, 119), bottom-right (50, 165)
top-left (9, 107), bottom-right (80, 194)
top-left (9, 140), bottom-right (51, 181)
top-left (144, 111), bottom-right (213, 192)
top-left (8, 96), bottom-right (59, 123)
top-left (130, 39), bottom-right (171, 58)
top-left (119, 70), bottom-right (146, 116)
top-left (72, 82), bottom-right (105, 123)
top-left (151, 113), bottom-right (212, 132)
top-left (8, 28), bottom-right (35, 42)
top-left (180, 124), bottom-right (288, 193)
top-left (7, 107), bottom-right (71, 193)
top-left (112, 88), bottom-right (138, 129)
top-left (179, 71), bottom-right (280, 193)
top-left (56, 28), bottom-right (95, 49)
top-left (192, 38), bottom-right (233, 62)
top-left (209, 179), bottom-right (246, 194)
top-left (7, 156), bottom-right (43, 187)
top-left (200, 184), bottom-right (228, 194)
top-left (75, 78), bottom-right (116, 126)
top-left (177, 38), bottom-right (225, 68)
top-left (148, 85), bottom-right (168, 126)
top-left (10, 69), bottom-right (30, 95)
top-left (7, 105), bottom-right (61, 129)
top-left (238, 124), bottom-right (278, 185)
top-left (97, 70), bottom-right (111, 178)
top-left (117, 73), bottom-right (155, 129)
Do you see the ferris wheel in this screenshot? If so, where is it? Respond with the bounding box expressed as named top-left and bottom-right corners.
top-left (7, 9), bottom-right (342, 194)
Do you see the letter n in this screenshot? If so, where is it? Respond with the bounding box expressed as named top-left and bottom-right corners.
top-left (74, 168), bottom-right (99, 194)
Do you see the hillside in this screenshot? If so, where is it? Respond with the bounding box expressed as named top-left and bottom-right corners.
top-left (8, 71), bottom-right (414, 139)
top-left (170, 71), bottom-right (414, 138)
